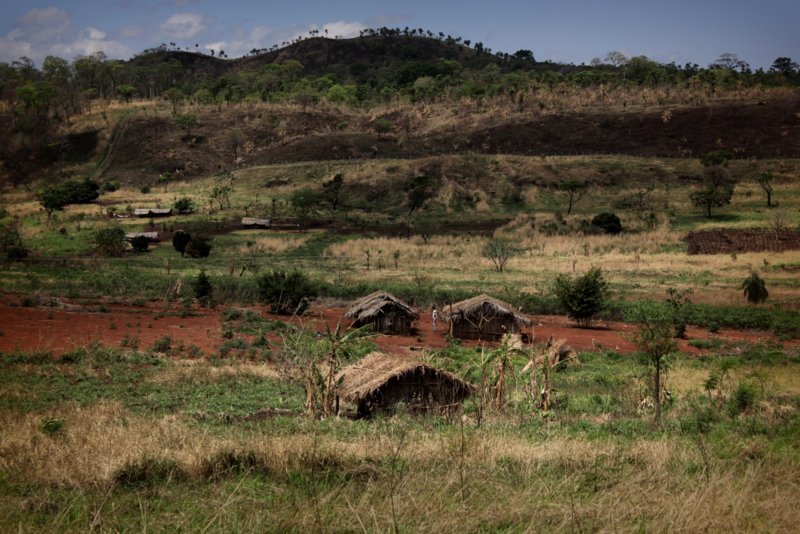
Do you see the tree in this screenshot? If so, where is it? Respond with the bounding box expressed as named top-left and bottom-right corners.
top-left (591, 212), bottom-right (622, 234)
top-left (665, 287), bottom-right (693, 338)
top-left (290, 188), bottom-right (320, 227)
top-left (116, 84), bottom-right (136, 102)
top-left (225, 128), bottom-right (247, 162)
top-left (185, 237), bottom-right (212, 258)
top-left (257, 270), bottom-right (316, 314)
top-left (372, 117), bottom-right (394, 136)
top-left (756, 172), bottom-right (774, 208)
top-left (130, 235), bottom-right (149, 253)
top-left (690, 167), bottom-right (735, 217)
top-left (770, 57), bottom-right (798, 77)
top-left (321, 173), bottom-right (344, 212)
top-left (605, 50), bottom-right (629, 68)
top-left (741, 272), bottom-right (768, 304)
top-left (95, 227), bottom-right (127, 257)
top-left (175, 112), bottom-right (197, 137)
top-left (710, 53), bottom-right (749, 73)
top-left (173, 197), bottom-right (195, 214)
top-left (404, 174), bottom-right (435, 216)
top-left (629, 302), bottom-right (678, 422)
top-left (482, 238), bottom-right (518, 273)
top-left (553, 267), bottom-right (609, 327)
top-left (38, 179), bottom-right (100, 221)
top-left (172, 230), bottom-right (191, 256)
top-left (163, 87), bottom-right (184, 116)
top-left (558, 180), bottom-right (588, 215)
top-left (192, 270), bottom-right (213, 306)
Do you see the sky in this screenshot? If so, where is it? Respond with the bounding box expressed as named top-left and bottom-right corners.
top-left (1, 0), bottom-right (797, 70)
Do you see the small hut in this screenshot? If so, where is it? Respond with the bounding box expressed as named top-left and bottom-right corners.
top-left (134, 208), bottom-right (173, 218)
top-left (444, 294), bottom-right (532, 341)
top-left (345, 291), bottom-right (419, 335)
top-left (124, 231), bottom-right (160, 242)
top-left (241, 217), bottom-right (271, 229)
top-left (337, 352), bottom-right (473, 418)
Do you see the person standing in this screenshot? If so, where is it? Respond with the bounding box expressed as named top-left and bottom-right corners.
top-left (432, 305), bottom-right (438, 333)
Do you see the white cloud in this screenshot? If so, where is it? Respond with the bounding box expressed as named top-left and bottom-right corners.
top-left (87, 27), bottom-right (106, 40)
top-left (160, 12), bottom-right (208, 40)
top-left (319, 21), bottom-right (366, 39)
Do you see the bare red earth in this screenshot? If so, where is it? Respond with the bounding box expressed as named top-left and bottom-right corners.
top-left (0, 293), bottom-right (791, 358)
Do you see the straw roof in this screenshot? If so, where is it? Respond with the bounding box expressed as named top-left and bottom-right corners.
top-left (344, 291), bottom-right (419, 323)
top-left (337, 352), bottom-right (472, 403)
top-left (444, 294), bottom-right (531, 326)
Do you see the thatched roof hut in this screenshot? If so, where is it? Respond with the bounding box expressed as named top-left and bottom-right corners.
top-left (345, 291), bottom-right (419, 335)
top-left (134, 208), bottom-right (172, 218)
top-left (124, 231), bottom-right (160, 242)
top-left (337, 352), bottom-right (473, 418)
top-left (444, 294), bottom-right (532, 341)
top-left (241, 217), bottom-right (271, 228)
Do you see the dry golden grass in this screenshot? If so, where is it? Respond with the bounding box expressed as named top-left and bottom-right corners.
top-left (150, 359), bottom-right (280, 384)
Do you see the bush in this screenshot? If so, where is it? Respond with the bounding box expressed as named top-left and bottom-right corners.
top-left (553, 267), bottom-right (609, 327)
top-left (173, 197), bottom-right (195, 214)
top-left (741, 272), bottom-right (768, 304)
top-left (185, 237), bottom-right (212, 258)
top-left (591, 212), bottom-right (622, 234)
top-left (193, 270), bottom-right (213, 306)
top-left (101, 180), bottom-right (120, 192)
top-left (172, 230), bottom-right (191, 256)
top-left (728, 383), bottom-right (757, 417)
top-left (95, 227), bottom-right (127, 257)
top-left (130, 235), bottom-right (149, 253)
top-left (6, 245), bottom-right (28, 261)
top-left (257, 270), bottom-right (316, 314)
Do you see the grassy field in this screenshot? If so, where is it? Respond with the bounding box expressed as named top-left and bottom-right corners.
top-left (1, 342), bottom-right (799, 531)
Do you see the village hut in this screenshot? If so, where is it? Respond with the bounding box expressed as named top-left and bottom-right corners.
top-left (337, 352), bottom-right (473, 418)
top-left (241, 217), bottom-right (271, 229)
top-left (444, 294), bottom-right (532, 341)
top-left (344, 291), bottom-right (419, 335)
top-left (134, 208), bottom-right (173, 218)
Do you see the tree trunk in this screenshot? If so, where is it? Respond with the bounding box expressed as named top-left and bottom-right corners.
top-left (654, 358), bottom-right (661, 422)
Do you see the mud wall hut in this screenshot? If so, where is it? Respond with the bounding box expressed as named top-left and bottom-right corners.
top-left (345, 291), bottom-right (419, 336)
top-left (337, 352), bottom-right (472, 418)
top-left (444, 294), bottom-right (532, 341)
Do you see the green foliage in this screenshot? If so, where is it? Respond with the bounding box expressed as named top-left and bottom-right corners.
top-left (101, 180), bottom-right (120, 192)
top-left (172, 230), bottom-right (191, 256)
top-left (741, 272), bottom-right (768, 304)
top-left (257, 270), bottom-right (316, 314)
top-left (728, 383), bottom-right (757, 417)
top-left (482, 238), bottom-right (518, 272)
top-left (629, 301), bottom-right (678, 421)
top-left (290, 188), bottom-right (320, 225)
top-left (553, 267), bottom-right (609, 327)
top-left (185, 237), bottom-right (212, 258)
top-left (94, 226), bottom-right (127, 257)
top-left (591, 212), bottom-right (622, 234)
top-left (192, 270), bottom-right (213, 306)
top-left (700, 150), bottom-right (734, 167)
top-left (37, 179), bottom-right (99, 218)
top-left (372, 117), bottom-right (394, 136)
top-left (690, 166), bottom-right (735, 217)
top-left (665, 287), bottom-right (693, 338)
top-left (175, 112), bottom-right (198, 136)
top-left (130, 235), bottom-right (149, 253)
top-left (172, 197), bottom-right (195, 214)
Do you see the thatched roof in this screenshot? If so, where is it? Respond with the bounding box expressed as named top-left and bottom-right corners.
top-left (125, 231), bottom-right (160, 242)
top-left (444, 294), bottom-right (531, 326)
top-left (344, 291), bottom-right (419, 323)
top-left (241, 217), bottom-right (271, 228)
top-left (134, 208), bottom-right (172, 217)
top-left (337, 352), bottom-right (471, 403)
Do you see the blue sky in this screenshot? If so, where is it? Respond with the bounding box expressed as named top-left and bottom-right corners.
top-left (1, 1), bottom-right (797, 69)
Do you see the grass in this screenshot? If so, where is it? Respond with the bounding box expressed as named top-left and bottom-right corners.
top-left (1, 343), bottom-right (800, 531)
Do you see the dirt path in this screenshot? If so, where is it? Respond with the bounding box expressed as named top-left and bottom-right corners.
top-left (0, 293), bottom-right (791, 357)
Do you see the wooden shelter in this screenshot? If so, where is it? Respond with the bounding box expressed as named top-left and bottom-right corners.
top-left (444, 294), bottom-right (532, 341)
top-left (337, 352), bottom-right (473, 418)
top-left (241, 217), bottom-right (271, 229)
top-left (345, 291), bottom-right (419, 335)
top-left (124, 231), bottom-right (160, 242)
top-left (134, 208), bottom-right (172, 218)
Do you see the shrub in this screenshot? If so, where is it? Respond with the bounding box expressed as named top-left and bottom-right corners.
top-left (172, 230), bottom-right (191, 256)
top-left (101, 180), bottom-right (120, 192)
top-left (95, 227), bottom-right (127, 256)
top-left (173, 197), bottom-right (195, 214)
top-left (257, 270), bottom-right (316, 314)
top-left (666, 287), bottom-right (694, 338)
top-left (185, 237), bottom-right (212, 258)
top-left (591, 212), bottom-right (622, 234)
top-left (140, 185), bottom-right (151, 194)
top-left (193, 270), bottom-right (213, 306)
top-left (130, 235), bottom-right (149, 253)
top-left (6, 245), bottom-right (28, 261)
top-left (741, 272), bottom-right (768, 304)
top-left (152, 335), bottom-right (172, 353)
top-left (553, 267), bottom-right (609, 327)
top-left (728, 383), bottom-right (757, 417)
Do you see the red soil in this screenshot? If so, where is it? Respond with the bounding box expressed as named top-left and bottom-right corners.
top-left (0, 293), bottom-right (789, 358)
